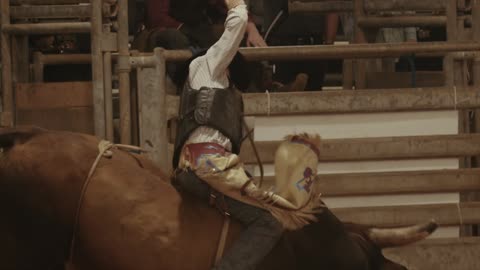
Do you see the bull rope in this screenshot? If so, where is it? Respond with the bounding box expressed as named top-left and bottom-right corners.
top-left (67, 140), bottom-right (147, 266)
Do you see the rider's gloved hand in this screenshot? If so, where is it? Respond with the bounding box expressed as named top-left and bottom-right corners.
top-left (225, 0), bottom-right (245, 10)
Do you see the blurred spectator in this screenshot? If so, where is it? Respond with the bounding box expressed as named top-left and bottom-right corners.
top-left (132, 0), bottom-right (266, 93)
top-left (263, 0), bottom-right (338, 91)
top-left (374, 11), bottom-right (418, 72)
top-left (134, 0), bottom-right (266, 52)
top-left (245, 0), bottom-right (264, 30)
top-left (340, 13), bottom-right (355, 42)
top-left (339, 11), bottom-right (418, 74)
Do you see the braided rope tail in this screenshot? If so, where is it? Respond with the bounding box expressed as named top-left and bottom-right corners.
top-left (241, 116), bottom-right (264, 188)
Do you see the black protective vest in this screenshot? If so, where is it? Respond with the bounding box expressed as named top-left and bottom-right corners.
top-left (172, 83), bottom-right (244, 168)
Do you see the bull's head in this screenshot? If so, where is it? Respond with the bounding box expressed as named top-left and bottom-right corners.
top-left (0, 126), bottom-right (46, 181)
top-left (0, 126), bottom-right (41, 151)
top-left (0, 126), bottom-right (99, 269)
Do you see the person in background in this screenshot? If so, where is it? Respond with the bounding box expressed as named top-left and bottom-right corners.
top-left (374, 11), bottom-right (418, 72)
top-left (131, 0), bottom-right (266, 93)
top-left (340, 11), bottom-right (417, 73)
top-left (135, 0), bottom-right (266, 52)
top-left (263, 0), bottom-right (339, 91)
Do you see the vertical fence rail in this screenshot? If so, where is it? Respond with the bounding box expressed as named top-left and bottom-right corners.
top-left (0, 0), bottom-right (13, 127)
top-left (353, 0), bottom-right (367, 89)
top-left (136, 48), bottom-right (169, 169)
top-left (118, 0), bottom-right (131, 144)
top-left (103, 52), bottom-right (114, 142)
top-left (444, 0), bottom-right (458, 87)
top-left (155, 49), bottom-right (169, 171)
top-left (470, 0), bottom-right (480, 236)
top-left (32, 51), bottom-right (44, 82)
top-left (91, 0), bottom-right (106, 138)
top-left (12, 36), bottom-right (29, 83)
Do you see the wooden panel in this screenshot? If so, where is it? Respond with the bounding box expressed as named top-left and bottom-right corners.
top-left (366, 71), bottom-right (444, 89)
top-left (385, 237), bottom-right (480, 270)
top-left (258, 168), bottom-right (480, 196)
top-left (17, 108), bottom-right (94, 134)
top-left (333, 202), bottom-right (480, 227)
top-left (15, 82), bottom-right (94, 134)
top-left (241, 134), bottom-right (480, 163)
top-left (0, 112), bottom-right (13, 127)
top-left (15, 82), bottom-right (93, 110)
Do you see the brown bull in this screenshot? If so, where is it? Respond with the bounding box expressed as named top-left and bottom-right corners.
top-left (0, 126), bottom-right (437, 270)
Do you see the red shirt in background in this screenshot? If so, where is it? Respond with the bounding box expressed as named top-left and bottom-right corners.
top-left (145, 0), bottom-right (181, 29)
top-left (145, 0), bottom-right (251, 29)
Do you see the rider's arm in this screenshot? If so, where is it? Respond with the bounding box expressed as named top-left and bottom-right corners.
top-left (188, 1), bottom-right (248, 89)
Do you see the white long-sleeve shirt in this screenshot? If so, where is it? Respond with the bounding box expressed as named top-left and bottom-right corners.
top-left (184, 5), bottom-right (248, 151)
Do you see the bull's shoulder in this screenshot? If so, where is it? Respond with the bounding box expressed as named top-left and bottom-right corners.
top-left (0, 126), bottom-right (45, 147)
top-left (130, 152), bottom-right (170, 181)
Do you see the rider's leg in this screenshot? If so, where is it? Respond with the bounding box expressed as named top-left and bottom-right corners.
top-left (174, 170), bottom-right (284, 270)
top-left (173, 169), bottom-right (211, 201)
top-left (213, 196), bottom-right (284, 270)
top-left (175, 147), bottom-right (284, 270)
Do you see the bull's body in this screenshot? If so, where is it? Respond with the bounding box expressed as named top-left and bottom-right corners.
top-left (0, 127), bottom-right (435, 270)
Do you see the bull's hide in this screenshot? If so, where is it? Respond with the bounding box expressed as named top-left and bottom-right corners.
top-left (0, 127), bottom-right (435, 270)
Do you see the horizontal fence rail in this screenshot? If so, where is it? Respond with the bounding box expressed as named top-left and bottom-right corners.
top-left (35, 53), bottom-right (94, 65)
top-left (241, 42), bottom-right (480, 61)
top-left (132, 42), bottom-right (480, 65)
top-left (363, 0), bottom-right (447, 11)
top-left (10, 0), bottom-right (91, 4)
top-left (288, 0), bottom-right (447, 13)
top-left (239, 134), bottom-right (480, 163)
top-left (10, 4), bottom-right (91, 19)
top-left (333, 202), bottom-right (480, 227)
top-left (288, 0), bottom-right (353, 12)
top-left (242, 87), bottom-right (480, 116)
top-left (257, 168), bottom-right (480, 196)
top-left (165, 87), bottom-right (480, 118)
top-left (357, 16), bottom-right (447, 27)
top-left (2, 22), bottom-right (91, 34)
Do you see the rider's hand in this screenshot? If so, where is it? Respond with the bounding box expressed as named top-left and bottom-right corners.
top-left (224, 0), bottom-right (245, 10)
